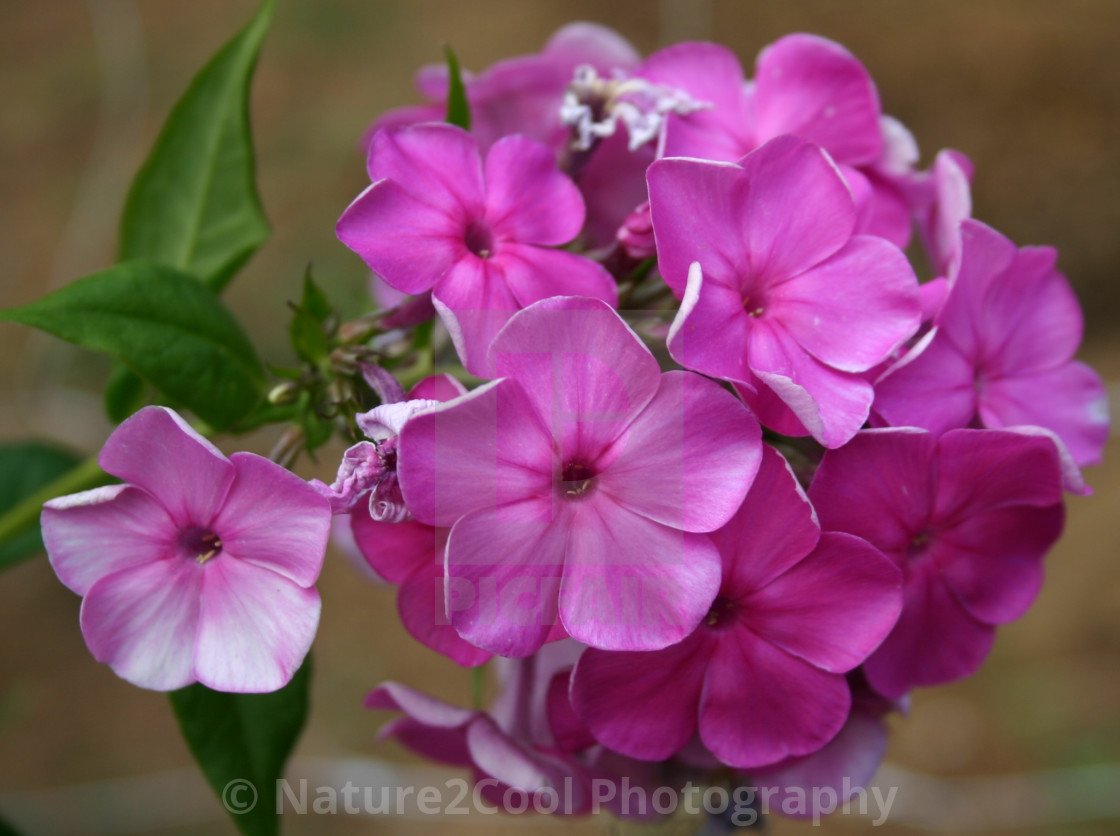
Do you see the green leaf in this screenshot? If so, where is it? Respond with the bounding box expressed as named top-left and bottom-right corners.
top-left (0, 442), bottom-right (83, 568)
top-left (299, 269), bottom-right (331, 323)
top-left (170, 658), bottom-right (311, 836)
top-left (104, 363), bottom-right (149, 423)
top-left (288, 271), bottom-right (332, 365)
top-left (0, 262), bottom-right (266, 429)
top-left (119, 0), bottom-right (275, 291)
top-left (443, 44), bottom-right (471, 130)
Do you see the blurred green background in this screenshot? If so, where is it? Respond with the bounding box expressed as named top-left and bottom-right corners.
top-left (1, 1), bottom-right (1118, 833)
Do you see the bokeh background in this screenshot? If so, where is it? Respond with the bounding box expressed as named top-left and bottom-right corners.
top-left (1, 1), bottom-right (1119, 833)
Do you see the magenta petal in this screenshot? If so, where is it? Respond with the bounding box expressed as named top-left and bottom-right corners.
top-left (210, 453), bottom-right (330, 588)
top-left (699, 630), bottom-right (851, 768)
top-left (547, 671), bottom-right (597, 753)
top-left (366, 123), bottom-right (486, 218)
top-left (601, 371), bottom-right (761, 532)
top-left (873, 330), bottom-right (978, 435)
top-left (432, 258), bottom-right (522, 377)
top-left (336, 180), bottom-right (464, 295)
top-left (753, 34), bottom-right (882, 165)
top-left (194, 558), bottom-right (320, 692)
top-left (572, 632), bottom-right (713, 761)
top-left (380, 717), bottom-right (472, 768)
top-left (365, 681), bottom-right (476, 728)
top-left (466, 715), bottom-right (561, 791)
top-left (497, 245), bottom-right (617, 311)
top-left (713, 445), bottom-right (819, 594)
top-left (43, 485), bottom-right (175, 595)
top-left (489, 297), bottom-right (656, 462)
top-left (936, 220), bottom-right (1019, 359)
top-left (351, 514), bottom-right (443, 585)
top-left (863, 560), bottom-right (995, 698)
top-left (936, 504), bottom-right (1062, 625)
top-left (98, 406), bottom-right (233, 527)
top-left (445, 498), bottom-right (565, 658)
top-left (810, 428), bottom-right (938, 556)
top-left (543, 22), bottom-right (641, 69)
top-left (746, 532), bottom-right (902, 672)
top-left (398, 563), bottom-right (492, 667)
top-left (738, 135), bottom-right (856, 282)
top-left (80, 558), bottom-right (201, 691)
top-left (407, 373), bottom-right (467, 403)
top-left (484, 136), bottom-right (585, 245)
top-left (559, 501), bottom-right (721, 651)
top-left (933, 429), bottom-right (1063, 523)
top-left (772, 235), bottom-right (919, 372)
top-left (979, 363), bottom-right (1110, 468)
top-left (398, 378), bottom-right (552, 527)
top-left (666, 263), bottom-right (754, 383)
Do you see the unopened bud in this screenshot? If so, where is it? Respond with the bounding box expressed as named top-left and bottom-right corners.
top-left (267, 380), bottom-right (301, 406)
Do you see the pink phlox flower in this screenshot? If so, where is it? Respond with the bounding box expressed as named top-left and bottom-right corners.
top-left (809, 427), bottom-right (1066, 698)
top-left (337, 123), bottom-right (617, 376)
top-left (397, 296), bottom-right (763, 656)
top-left (648, 134), bottom-right (920, 448)
top-left (41, 406), bottom-right (331, 692)
top-left (569, 445), bottom-right (902, 768)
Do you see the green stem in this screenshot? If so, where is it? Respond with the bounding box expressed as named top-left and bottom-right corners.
top-left (0, 455), bottom-right (111, 546)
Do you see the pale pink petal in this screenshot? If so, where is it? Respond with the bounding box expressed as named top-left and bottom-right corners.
top-left (863, 561), bottom-right (995, 698)
top-left (543, 22), bottom-right (641, 71)
top-left (445, 498), bottom-right (566, 658)
top-left (484, 136), bottom-right (585, 245)
top-left (639, 42), bottom-right (752, 161)
top-left (98, 406), bottom-right (233, 527)
top-left (210, 453), bottom-right (331, 587)
top-left (489, 297), bottom-right (657, 465)
top-left (336, 180), bottom-right (464, 295)
top-left (745, 532), bottom-right (902, 672)
top-left (467, 714), bottom-right (567, 791)
top-left (80, 558), bottom-right (201, 691)
top-left (397, 379), bottom-right (552, 527)
top-left (365, 123), bottom-right (486, 218)
top-left (980, 363), bottom-right (1110, 468)
top-left (571, 631), bottom-right (714, 761)
top-left (936, 504), bottom-right (1062, 625)
top-left (771, 235), bottom-right (919, 372)
top-left (365, 681), bottom-right (476, 728)
top-left (559, 501), bottom-right (721, 651)
top-left (600, 371), bottom-right (761, 532)
top-left (699, 630), bottom-right (851, 768)
top-left (810, 428), bottom-right (938, 557)
top-left (713, 445), bottom-right (819, 594)
top-left (194, 558), bottom-right (320, 692)
top-left (872, 329), bottom-right (978, 434)
top-left (754, 34), bottom-right (882, 165)
top-left (43, 485), bottom-right (176, 595)
top-left (496, 245), bottom-right (617, 310)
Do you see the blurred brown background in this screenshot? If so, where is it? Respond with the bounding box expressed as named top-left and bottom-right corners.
top-left (1, 1), bottom-right (1119, 833)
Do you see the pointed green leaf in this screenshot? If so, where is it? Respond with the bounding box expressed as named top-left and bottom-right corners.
top-left (0, 442), bottom-right (83, 568)
top-left (299, 269), bottom-right (331, 323)
top-left (170, 659), bottom-right (311, 836)
top-left (0, 262), bottom-right (266, 429)
top-left (443, 45), bottom-right (471, 130)
top-left (119, 0), bottom-right (275, 291)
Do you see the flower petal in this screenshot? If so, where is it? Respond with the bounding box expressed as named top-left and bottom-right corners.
top-left (194, 558), bottom-right (320, 692)
top-left (496, 245), bottom-right (617, 310)
top-left (600, 370), bottom-right (761, 532)
top-left (351, 514), bottom-right (444, 585)
top-left (366, 123), bottom-right (486, 218)
top-left (211, 453), bottom-right (331, 588)
top-left (872, 328), bottom-right (979, 435)
top-left (43, 484), bottom-right (176, 595)
top-left (431, 258), bottom-right (522, 377)
top-left (98, 406), bottom-right (233, 528)
top-left (484, 136), bottom-right (585, 245)
top-left (80, 558), bottom-right (202, 691)
top-left (666, 262), bottom-right (754, 383)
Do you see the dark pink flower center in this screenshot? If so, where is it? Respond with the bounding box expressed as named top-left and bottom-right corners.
top-left (704, 596), bottom-right (739, 630)
top-left (741, 287), bottom-right (768, 318)
top-left (906, 529), bottom-right (934, 562)
top-left (179, 526), bottom-right (223, 564)
top-left (558, 461), bottom-right (597, 499)
top-left (464, 219), bottom-right (495, 259)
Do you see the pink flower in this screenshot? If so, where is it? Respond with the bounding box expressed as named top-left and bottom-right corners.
top-left (397, 296), bottom-right (763, 656)
top-left (874, 220), bottom-right (1109, 470)
top-left (809, 427), bottom-right (1065, 698)
top-left (366, 23), bottom-right (641, 156)
top-left (569, 445), bottom-right (901, 768)
top-left (649, 135), bottom-right (921, 448)
top-left (337, 123), bottom-right (617, 375)
top-left (41, 407), bottom-right (331, 692)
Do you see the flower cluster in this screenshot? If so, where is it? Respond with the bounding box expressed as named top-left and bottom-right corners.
top-left (39, 20), bottom-right (1108, 825)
